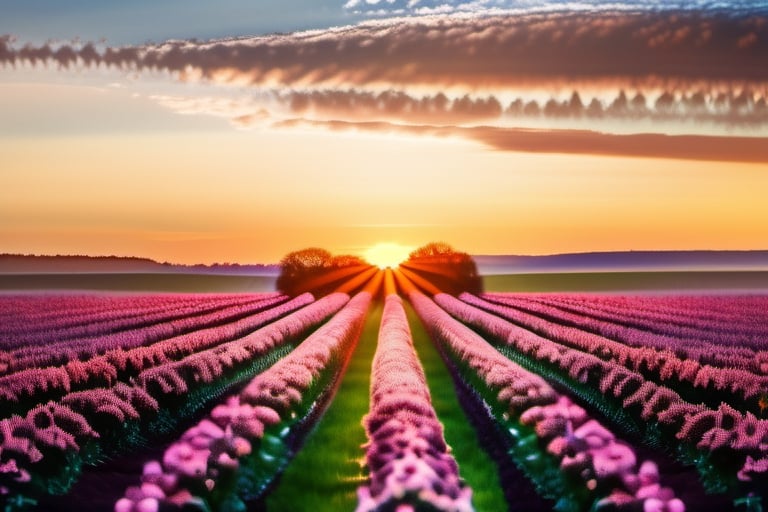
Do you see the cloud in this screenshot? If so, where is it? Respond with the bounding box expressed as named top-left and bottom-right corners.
top-left (2, 12), bottom-right (768, 86)
top-left (285, 89), bottom-right (503, 124)
top-left (151, 87), bottom-right (768, 132)
top-left (469, 126), bottom-right (768, 163)
top-left (5, 11), bottom-right (767, 129)
top-left (342, 0), bottom-right (768, 16)
top-left (149, 94), bottom-right (269, 119)
top-left (502, 88), bottom-right (768, 127)
top-left (274, 118), bottom-right (768, 163)
top-left (3, 10), bottom-right (767, 159)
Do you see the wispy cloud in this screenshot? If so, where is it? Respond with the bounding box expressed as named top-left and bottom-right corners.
top-left (342, 0), bottom-right (768, 16)
top-left (148, 94), bottom-right (270, 120)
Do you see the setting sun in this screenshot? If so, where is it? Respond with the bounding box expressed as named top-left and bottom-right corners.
top-left (363, 242), bottom-right (413, 269)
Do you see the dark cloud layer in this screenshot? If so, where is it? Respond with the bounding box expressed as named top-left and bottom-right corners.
top-left (2, 12), bottom-right (768, 86)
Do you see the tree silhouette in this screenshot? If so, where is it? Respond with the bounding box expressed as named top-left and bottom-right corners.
top-left (408, 242), bottom-right (455, 260)
top-left (280, 248), bottom-right (333, 270)
top-left (402, 242), bottom-right (482, 295)
top-left (277, 248), bottom-right (370, 296)
top-left (330, 254), bottom-right (367, 268)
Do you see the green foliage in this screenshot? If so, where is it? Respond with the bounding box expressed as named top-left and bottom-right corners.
top-left (734, 494), bottom-right (764, 512)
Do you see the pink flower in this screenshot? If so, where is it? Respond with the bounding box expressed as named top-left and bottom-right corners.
top-left (737, 456), bottom-right (768, 482)
top-left (638, 461), bottom-right (660, 486)
top-left (574, 420), bottom-right (615, 449)
top-left (140, 461), bottom-right (163, 484)
top-left (732, 412), bottom-right (767, 450)
top-left (113, 292), bottom-right (372, 512)
top-left (162, 442), bottom-right (209, 480)
top-left (591, 443), bottom-right (637, 480)
top-left (114, 498), bottom-right (133, 512)
top-left (139, 482), bottom-right (165, 500)
top-left (696, 427), bottom-right (733, 451)
top-left (135, 498), bottom-right (159, 512)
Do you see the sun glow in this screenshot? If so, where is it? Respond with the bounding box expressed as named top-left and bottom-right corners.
top-left (364, 242), bottom-right (413, 269)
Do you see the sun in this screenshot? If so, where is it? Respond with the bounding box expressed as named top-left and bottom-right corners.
top-left (364, 242), bottom-right (413, 269)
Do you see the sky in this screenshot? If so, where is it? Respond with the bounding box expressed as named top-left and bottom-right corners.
top-left (1, 1), bottom-right (767, 264)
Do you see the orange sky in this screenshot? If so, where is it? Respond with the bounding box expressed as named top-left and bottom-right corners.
top-left (2, 87), bottom-right (767, 264)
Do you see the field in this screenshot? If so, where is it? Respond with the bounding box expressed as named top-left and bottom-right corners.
top-left (0, 270), bottom-right (767, 512)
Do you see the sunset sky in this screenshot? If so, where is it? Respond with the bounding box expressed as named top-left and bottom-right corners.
top-left (2, 1), bottom-right (767, 264)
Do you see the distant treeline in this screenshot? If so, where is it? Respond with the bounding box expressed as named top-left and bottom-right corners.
top-left (0, 254), bottom-right (279, 275)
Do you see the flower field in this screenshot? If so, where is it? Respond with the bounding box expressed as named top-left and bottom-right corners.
top-left (0, 267), bottom-right (767, 511)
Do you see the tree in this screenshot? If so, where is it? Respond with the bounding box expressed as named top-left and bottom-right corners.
top-left (408, 242), bottom-right (454, 260)
top-left (405, 242), bottom-right (482, 295)
top-left (330, 254), bottom-right (366, 268)
top-left (279, 248), bottom-right (333, 272)
top-left (277, 248), bottom-right (368, 296)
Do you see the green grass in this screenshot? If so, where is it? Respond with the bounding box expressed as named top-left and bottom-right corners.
top-left (265, 304), bottom-right (382, 511)
top-left (405, 303), bottom-right (508, 511)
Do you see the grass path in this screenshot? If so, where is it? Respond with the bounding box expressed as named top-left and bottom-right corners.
top-left (265, 303), bottom-right (382, 511)
top-left (405, 303), bottom-right (508, 511)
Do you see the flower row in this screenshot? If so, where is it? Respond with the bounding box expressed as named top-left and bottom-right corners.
top-left (0, 294), bottom-right (207, 331)
top-left (410, 291), bottom-right (685, 511)
top-left (482, 293), bottom-right (768, 372)
top-left (137, 293), bottom-right (348, 398)
top-left (20, 294), bottom-right (281, 352)
top-left (0, 293), bottom-right (319, 414)
top-left (1, 293), bottom-right (291, 375)
top-left (438, 293), bottom-right (768, 487)
top-left (1, 294), bottom-right (354, 505)
top-left (503, 293), bottom-right (768, 343)
top-left (115, 292), bottom-right (372, 512)
top-left (461, 293), bottom-right (768, 409)
top-left (357, 295), bottom-right (472, 512)
top-left (0, 294), bottom-right (272, 349)
top-left (0, 383), bottom-right (157, 498)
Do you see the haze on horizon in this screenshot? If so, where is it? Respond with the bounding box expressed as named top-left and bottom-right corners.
top-left (1, 1), bottom-right (767, 265)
